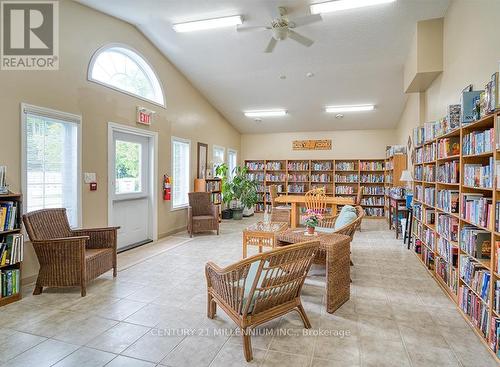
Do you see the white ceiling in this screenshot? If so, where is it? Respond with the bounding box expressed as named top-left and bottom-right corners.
top-left (77, 0), bottom-right (450, 133)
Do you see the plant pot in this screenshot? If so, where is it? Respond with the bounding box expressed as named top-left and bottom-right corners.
top-left (307, 226), bottom-right (315, 235)
top-left (232, 208), bottom-right (244, 220)
top-left (221, 209), bottom-right (233, 220)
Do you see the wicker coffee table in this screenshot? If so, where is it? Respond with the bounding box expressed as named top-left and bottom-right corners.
top-left (242, 221), bottom-right (288, 258)
top-left (277, 229), bottom-right (351, 313)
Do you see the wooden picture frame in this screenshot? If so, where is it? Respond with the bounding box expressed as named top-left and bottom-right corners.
top-left (197, 142), bottom-right (208, 179)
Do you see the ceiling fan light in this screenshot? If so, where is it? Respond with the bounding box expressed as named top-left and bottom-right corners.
top-left (325, 104), bottom-right (375, 113)
top-left (310, 0), bottom-right (396, 14)
top-left (173, 15), bottom-right (242, 33)
top-left (244, 110), bottom-right (288, 117)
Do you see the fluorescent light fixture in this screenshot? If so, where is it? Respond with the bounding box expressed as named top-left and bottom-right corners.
top-left (311, 0), bottom-right (396, 14)
top-left (325, 104), bottom-right (375, 113)
top-left (244, 110), bottom-right (288, 118)
top-left (173, 15), bottom-right (242, 33)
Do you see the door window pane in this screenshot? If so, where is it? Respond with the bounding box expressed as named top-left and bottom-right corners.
top-left (228, 150), bottom-right (237, 178)
top-left (172, 138), bottom-right (190, 208)
top-left (25, 112), bottom-right (79, 227)
top-left (115, 140), bottom-right (142, 194)
top-left (213, 146), bottom-right (225, 175)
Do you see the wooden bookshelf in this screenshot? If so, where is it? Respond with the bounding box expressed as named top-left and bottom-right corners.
top-left (384, 149), bottom-right (408, 224)
top-left (0, 192), bottom-right (23, 308)
top-left (244, 159), bottom-right (386, 218)
top-left (411, 112), bottom-right (500, 362)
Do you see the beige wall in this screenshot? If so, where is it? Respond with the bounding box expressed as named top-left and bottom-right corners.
top-left (0, 0), bottom-right (240, 280)
top-left (396, 0), bottom-right (500, 145)
top-left (241, 129), bottom-right (396, 161)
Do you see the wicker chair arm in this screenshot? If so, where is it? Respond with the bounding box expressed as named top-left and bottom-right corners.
top-left (72, 227), bottom-right (118, 249)
top-left (318, 214), bottom-right (339, 229)
top-left (31, 236), bottom-right (88, 267)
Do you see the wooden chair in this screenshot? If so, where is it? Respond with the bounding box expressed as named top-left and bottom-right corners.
top-left (187, 192), bottom-right (220, 237)
top-left (206, 240), bottom-right (320, 361)
top-left (22, 208), bottom-right (119, 297)
top-left (304, 187), bottom-right (328, 213)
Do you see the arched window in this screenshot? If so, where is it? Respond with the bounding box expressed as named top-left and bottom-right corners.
top-left (88, 44), bottom-right (165, 107)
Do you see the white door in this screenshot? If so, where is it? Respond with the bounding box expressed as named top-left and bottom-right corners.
top-left (111, 131), bottom-right (152, 251)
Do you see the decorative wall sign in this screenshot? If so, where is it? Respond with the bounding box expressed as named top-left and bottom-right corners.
top-left (292, 139), bottom-right (332, 151)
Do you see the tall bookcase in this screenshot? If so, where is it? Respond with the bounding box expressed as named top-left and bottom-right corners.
top-left (244, 158), bottom-right (386, 218)
top-left (384, 151), bottom-right (408, 223)
top-left (412, 112), bottom-right (500, 361)
top-left (0, 193), bottom-right (23, 307)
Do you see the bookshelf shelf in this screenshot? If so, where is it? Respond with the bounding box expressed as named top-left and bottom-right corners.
top-left (412, 111), bottom-right (500, 361)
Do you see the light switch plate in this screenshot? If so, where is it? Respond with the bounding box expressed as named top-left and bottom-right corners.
top-left (84, 172), bottom-right (96, 183)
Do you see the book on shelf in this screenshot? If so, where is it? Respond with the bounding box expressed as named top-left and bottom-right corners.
top-left (437, 190), bottom-right (459, 213)
top-left (446, 104), bottom-right (461, 131)
top-left (0, 201), bottom-right (18, 231)
top-left (266, 161), bottom-right (283, 170)
top-left (0, 268), bottom-right (20, 298)
top-left (311, 161), bottom-right (332, 171)
top-left (437, 161), bottom-right (459, 184)
top-left (364, 207), bottom-right (384, 216)
top-left (489, 317), bottom-right (500, 354)
top-left (461, 90), bottom-right (484, 124)
top-left (458, 285), bottom-right (490, 337)
top-left (437, 213), bottom-right (459, 242)
top-left (287, 161), bottom-right (309, 171)
top-left (360, 161), bottom-right (384, 171)
top-left (459, 255), bottom-right (490, 304)
top-left (460, 226), bottom-right (491, 260)
top-left (437, 137), bottom-right (460, 158)
top-left (424, 208), bottom-right (435, 225)
top-left (423, 165), bottom-right (435, 182)
top-left (0, 234), bottom-right (23, 266)
top-left (462, 128), bottom-right (494, 155)
top-left (334, 174), bottom-right (358, 183)
top-left (360, 174), bottom-right (384, 183)
top-left (462, 194), bottom-right (493, 229)
top-left (335, 162), bottom-right (356, 171)
top-left (435, 256), bottom-right (458, 293)
top-left (245, 161), bottom-right (265, 170)
top-left (463, 157), bottom-right (493, 188)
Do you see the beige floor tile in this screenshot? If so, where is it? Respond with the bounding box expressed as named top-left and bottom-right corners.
top-left (406, 344), bottom-right (461, 367)
top-left (121, 328), bottom-right (185, 363)
top-left (160, 334), bottom-right (228, 366)
top-left (0, 330), bottom-right (46, 363)
top-left (85, 322), bottom-right (150, 354)
top-left (106, 355), bottom-right (156, 367)
top-left (52, 316), bottom-right (118, 345)
top-left (52, 347), bottom-right (116, 367)
top-left (2, 339), bottom-right (78, 367)
top-left (312, 357), bottom-right (360, 367)
top-left (261, 351), bottom-right (310, 367)
top-left (314, 335), bottom-right (360, 364)
top-left (357, 315), bottom-right (401, 342)
top-left (94, 299), bottom-right (147, 321)
top-left (360, 338), bottom-right (410, 367)
top-left (210, 342), bottom-right (266, 367)
top-left (399, 322), bottom-right (448, 349)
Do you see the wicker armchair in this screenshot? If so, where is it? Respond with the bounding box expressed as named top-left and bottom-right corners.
top-left (22, 208), bottom-right (119, 297)
top-left (187, 192), bottom-right (219, 237)
top-left (206, 240), bottom-right (320, 361)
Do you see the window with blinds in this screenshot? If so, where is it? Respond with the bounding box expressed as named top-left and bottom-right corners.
top-left (22, 105), bottom-right (81, 227)
top-left (172, 137), bottom-right (190, 209)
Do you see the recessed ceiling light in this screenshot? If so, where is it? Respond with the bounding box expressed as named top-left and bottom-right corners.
top-left (173, 15), bottom-right (243, 33)
top-left (306, 72), bottom-right (315, 78)
top-left (325, 104), bottom-right (375, 113)
top-left (335, 114), bottom-right (344, 119)
top-left (311, 0), bottom-right (396, 14)
top-left (244, 110), bottom-right (288, 118)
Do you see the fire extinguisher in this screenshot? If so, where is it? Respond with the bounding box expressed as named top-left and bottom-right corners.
top-left (163, 174), bottom-right (171, 201)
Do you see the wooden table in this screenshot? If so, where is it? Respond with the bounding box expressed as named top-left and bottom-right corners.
top-left (274, 195), bottom-right (355, 228)
top-left (277, 229), bottom-right (351, 313)
top-left (242, 221), bottom-right (288, 258)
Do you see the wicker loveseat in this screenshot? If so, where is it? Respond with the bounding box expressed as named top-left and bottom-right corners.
top-left (206, 240), bottom-right (320, 361)
top-left (23, 208), bottom-right (119, 297)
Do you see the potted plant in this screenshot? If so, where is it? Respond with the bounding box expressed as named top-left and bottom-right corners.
top-left (301, 209), bottom-right (324, 235)
top-left (215, 164), bottom-right (232, 219)
top-left (217, 165), bottom-right (258, 220)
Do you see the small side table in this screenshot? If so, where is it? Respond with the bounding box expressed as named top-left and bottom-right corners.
top-left (242, 221), bottom-right (288, 258)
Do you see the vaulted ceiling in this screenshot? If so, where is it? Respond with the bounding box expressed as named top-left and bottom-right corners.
top-left (77, 0), bottom-right (450, 133)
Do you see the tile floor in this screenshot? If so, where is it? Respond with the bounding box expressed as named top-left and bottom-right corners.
top-left (0, 218), bottom-right (497, 367)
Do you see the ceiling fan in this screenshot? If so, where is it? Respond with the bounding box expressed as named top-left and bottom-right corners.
top-left (237, 7), bottom-right (322, 53)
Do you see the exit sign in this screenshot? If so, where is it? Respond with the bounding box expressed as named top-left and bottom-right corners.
top-left (137, 107), bottom-right (154, 125)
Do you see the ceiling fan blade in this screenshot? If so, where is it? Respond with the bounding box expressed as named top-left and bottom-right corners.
top-left (288, 30), bottom-right (314, 47)
top-left (264, 37), bottom-right (278, 53)
top-left (237, 25), bottom-right (269, 32)
top-left (289, 14), bottom-right (322, 28)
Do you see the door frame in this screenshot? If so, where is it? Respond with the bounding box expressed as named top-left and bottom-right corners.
top-left (107, 122), bottom-right (158, 244)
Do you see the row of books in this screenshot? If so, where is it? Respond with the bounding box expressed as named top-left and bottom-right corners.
top-left (413, 121), bottom-right (440, 146)
top-left (205, 180), bottom-right (221, 192)
top-left (437, 161), bottom-right (459, 184)
top-left (436, 237), bottom-right (458, 266)
top-left (359, 161), bottom-right (384, 171)
top-left (463, 158), bottom-right (494, 188)
top-left (287, 174), bottom-right (308, 182)
top-left (437, 214), bottom-right (458, 242)
top-left (287, 162), bottom-right (308, 171)
top-left (0, 201), bottom-right (19, 232)
top-left (437, 190), bottom-right (459, 213)
top-left (335, 162), bottom-right (357, 171)
top-left (414, 165), bottom-right (423, 181)
top-left (423, 245), bottom-right (435, 270)
top-left (477, 72), bottom-right (500, 120)
top-left (245, 162), bottom-right (265, 171)
top-left (266, 174), bottom-right (286, 182)
top-left (496, 202), bottom-right (500, 232)
top-left (490, 317), bottom-right (500, 355)
top-left (287, 184), bottom-right (306, 193)
top-left (247, 173), bottom-right (264, 182)
top-left (0, 234), bottom-right (23, 266)
top-left (210, 193), bottom-right (221, 205)
top-left (386, 145), bottom-right (406, 157)
top-left (360, 174), bottom-right (384, 183)
top-left (462, 128), bottom-right (494, 155)
top-left (414, 185), bottom-right (423, 202)
top-left (311, 162), bottom-right (331, 171)
top-left (335, 186), bottom-right (355, 194)
top-left (360, 197), bottom-right (384, 206)
top-left (363, 186), bottom-right (384, 195)
top-left (459, 255), bottom-right (490, 304)
top-left (415, 144), bottom-right (437, 164)
top-left (424, 208), bottom-right (435, 225)
top-left (364, 208), bottom-right (384, 216)
top-left (437, 137), bottom-right (460, 159)
top-left (412, 106), bottom-right (461, 147)
top-left (424, 227), bottom-right (435, 249)
top-left (423, 165), bottom-right (435, 182)
top-left (310, 174), bottom-right (331, 183)
top-left (424, 187), bottom-right (436, 206)
top-left (436, 257), bottom-right (458, 293)
top-left (334, 174), bottom-right (358, 183)
top-left (0, 269), bottom-right (20, 298)
top-left (266, 161), bottom-right (283, 170)
top-left (458, 286), bottom-right (490, 337)
top-left (460, 226), bottom-right (491, 260)
top-left (462, 194), bottom-right (492, 229)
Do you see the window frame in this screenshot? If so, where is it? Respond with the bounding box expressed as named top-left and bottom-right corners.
top-left (21, 103), bottom-right (82, 227)
top-left (227, 148), bottom-right (238, 178)
top-left (213, 145), bottom-right (226, 176)
top-left (88, 43), bottom-right (166, 108)
top-left (171, 136), bottom-right (191, 211)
